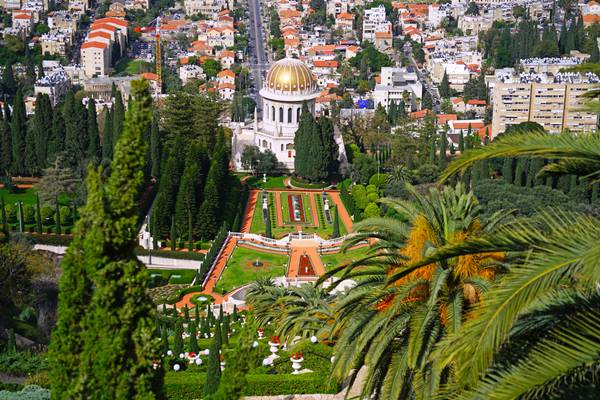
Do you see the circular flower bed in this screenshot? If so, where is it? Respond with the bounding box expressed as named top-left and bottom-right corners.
top-left (190, 293), bottom-right (215, 307)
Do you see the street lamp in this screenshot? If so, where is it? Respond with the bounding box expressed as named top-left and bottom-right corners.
top-left (15, 201), bottom-right (23, 233)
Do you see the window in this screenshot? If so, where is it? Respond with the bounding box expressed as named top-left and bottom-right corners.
top-left (279, 107), bottom-right (283, 123)
top-left (287, 107), bottom-right (292, 123)
top-left (297, 108), bottom-right (301, 121)
top-left (272, 106), bottom-right (275, 121)
top-left (281, 144), bottom-right (284, 151)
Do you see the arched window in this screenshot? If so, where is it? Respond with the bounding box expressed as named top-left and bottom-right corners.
top-left (287, 107), bottom-right (292, 123)
top-left (297, 107), bottom-right (301, 121)
top-left (262, 140), bottom-right (267, 148)
top-left (279, 107), bottom-right (284, 123)
top-left (281, 144), bottom-right (284, 151)
top-left (271, 106), bottom-right (275, 121)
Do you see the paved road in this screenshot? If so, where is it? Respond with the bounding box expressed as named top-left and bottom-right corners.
top-left (247, 0), bottom-right (269, 111)
top-left (404, 43), bottom-right (441, 113)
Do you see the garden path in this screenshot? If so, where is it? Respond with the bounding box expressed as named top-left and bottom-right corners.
top-left (287, 239), bottom-right (325, 278)
top-left (241, 190), bottom-right (259, 233)
top-left (327, 191), bottom-right (353, 232)
top-left (308, 192), bottom-right (319, 226)
top-left (274, 191), bottom-right (284, 226)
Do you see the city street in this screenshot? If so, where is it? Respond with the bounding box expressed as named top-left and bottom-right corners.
top-left (247, 0), bottom-right (270, 111)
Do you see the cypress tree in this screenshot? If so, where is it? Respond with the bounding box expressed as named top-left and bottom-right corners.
top-left (458, 131), bottom-right (465, 153)
top-left (173, 319), bottom-right (184, 356)
top-left (35, 193), bottom-right (42, 233)
top-left (150, 114), bottom-right (161, 178)
top-left (24, 122), bottom-right (38, 175)
top-left (112, 92), bottom-right (125, 150)
top-left (568, 174), bottom-right (578, 194)
top-left (559, 23), bottom-right (568, 54)
top-left (49, 80), bottom-right (163, 398)
top-left (2, 63), bottom-right (16, 96)
top-left (440, 71), bottom-right (450, 98)
top-left (514, 159), bottom-right (526, 186)
top-left (161, 327), bottom-right (169, 356)
top-left (55, 196), bottom-right (61, 234)
top-left (204, 323), bottom-right (222, 396)
top-left (47, 108), bottom-right (65, 163)
top-left (0, 104), bottom-right (12, 175)
top-left (87, 99), bottom-right (100, 160)
top-left (502, 158), bottom-right (514, 182)
top-left (318, 116), bottom-right (338, 179)
top-left (194, 304), bottom-right (200, 321)
top-left (175, 149), bottom-right (201, 235)
top-left (528, 158), bottom-right (545, 187)
top-left (183, 305), bottom-right (190, 324)
top-left (11, 89), bottom-right (27, 175)
top-left (1, 197), bottom-right (7, 235)
top-left (188, 210), bottom-right (194, 251)
top-left (33, 93), bottom-right (52, 172)
top-left (232, 305), bottom-right (238, 322)
top-left (196, 180), bottom-right (219, 240)
top-left (591, 41), bottom-right (600, 63)
top-left (170, 216), bottom-right (176, 250)
top-left (189, 322), bottom-right (199, 353)
top-left (438, 129), bottom-right (448, 170)
top-left (218, 304), bottom-right (224, 322)
top-left (332, 207), bottom-right (340, 238)
top-left (63, 91), bottom-right (87, 168)
top-left (265, 204), bottom-right (272, 238)
top-left (222, 316), bottom-right (229, 346)
top-left (102, 107), bottom-right (113, 161)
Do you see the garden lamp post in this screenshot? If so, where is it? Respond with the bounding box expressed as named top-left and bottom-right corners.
top-left (15, 201), bottom-right (23, 233)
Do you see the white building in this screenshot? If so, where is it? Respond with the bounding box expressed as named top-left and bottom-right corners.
top-left (373, 67), bottom-right (423, 111)
top-left (34, 68), bottom-right (69, 106)
top-left (179, 64), bottom-right (206, 84)
top-left (232, 58), bottom-right (336, 171)
top-left (362, 5), bottom-right (392, 42)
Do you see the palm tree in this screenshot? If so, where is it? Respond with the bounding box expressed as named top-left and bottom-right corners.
top-left (414, 130), bottom-right (600, 398)
top-left (323, 183), bottom-right (506, 398)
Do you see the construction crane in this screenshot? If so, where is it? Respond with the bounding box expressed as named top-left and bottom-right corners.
top-left (134, 17), bottom-right (162, 93)
top-left (155, 16), bottom-right (162, 92)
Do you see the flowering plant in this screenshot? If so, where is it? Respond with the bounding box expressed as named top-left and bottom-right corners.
top-left (258, 328), bottom-right (264, 333)
top-left (270, 335), bottom-right (280, 344)
top-left (219, 354), bottom-right (224, 362)
top-left (291, 352), bottom-right (303, 360)
top-left (188, 352), bottom-right (196, 358)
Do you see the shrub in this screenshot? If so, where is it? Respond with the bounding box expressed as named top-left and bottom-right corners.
top-left (0, 385), bottom-right (50, 400)
top-left (367, 192), bottom-right (379, 202)
top-left (351, 184), bottom-right (368, 210)
top-left (0, 351), bottom-right (47, 376)
top-left (190, 293), bottom-right (214, 307)
top-left (5, 205), bottom-right (16, 223)
top-left (58, 206), bottom-right (71, 225)
top-left (363, 202), bottom-right (381, 218)
top-left (40, 206), bottom-right (54, 225)
top-left (243, 374), bottom-right (338, 396)
top-left (366, 184), bottom-right (377, 194)
top-left (24, 371), bottom-right (50, 388)
top-left (22, 205), bottom-right (35, 224)
top-left (369, 173), bottom-right (388, 188)
top-left (25, 233), bottom-right (73, 246)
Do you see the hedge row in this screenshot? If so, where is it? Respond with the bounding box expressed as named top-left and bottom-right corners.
top-left (195, 224), bottom-right (228, 287)
top-left (164, 285), bottom-right (204, 305)
top-left (339, 181), bottom-right (355, 216)
top-left (23, 233), bottom-right (73, 246)
top-left (290, 177), bottom-right (328, 189)
top-left (163, 371), bottom-right (338, 399)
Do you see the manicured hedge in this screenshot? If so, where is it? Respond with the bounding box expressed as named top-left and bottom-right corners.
top-left (290, 177), bottom-right (328, 189)
top-left (164, 285), bottom-right (203, 304)
top-left (23, 233), bottom-right (73, 246)
top-left (163, 371), bottom-right (339, 399)
top-left (244, 373), bottom-right (339, 396)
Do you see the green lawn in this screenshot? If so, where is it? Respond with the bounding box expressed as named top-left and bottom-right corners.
top-left (148, 268), bottom-right (197, 285)
top-left (321, 246), bottom-right (372, 273)
top-left (114, 58), bottom-right (153, 76)
top-left (213, 246), bottom-right (288, 294)
top-left (246, 175), bottom-right (288, 189)
top-left (0, 188), bottom-right (73, 206)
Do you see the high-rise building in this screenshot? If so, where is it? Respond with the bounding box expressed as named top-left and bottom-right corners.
top-left (491, 70), bottom-right (599, 137)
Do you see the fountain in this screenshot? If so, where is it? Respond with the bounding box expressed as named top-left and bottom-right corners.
top-left (253, 259), bottom-right (263, 267)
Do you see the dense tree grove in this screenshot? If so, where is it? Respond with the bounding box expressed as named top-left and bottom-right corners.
top-left (294, 103), bottom-right (338, 181)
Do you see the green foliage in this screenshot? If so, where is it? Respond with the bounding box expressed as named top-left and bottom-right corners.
top-left (363, 202), bottom-right (381, 218)
top-left (0, 385), bottom-right (50, 400)
top-left (349, 42), bottom-right (393, 74)
top-left (351, 184), bottom-right (368, 210)
top-left (0, 351), bottom-right (47, 376)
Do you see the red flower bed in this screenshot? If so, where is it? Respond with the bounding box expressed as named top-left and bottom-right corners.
top-left (298, 254), bottom-right (316, 276)
top-left (287, 194), bottom-right (305, 223)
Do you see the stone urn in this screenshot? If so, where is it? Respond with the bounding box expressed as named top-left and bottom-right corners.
top-left (290, 355), bottom-right (303, 375)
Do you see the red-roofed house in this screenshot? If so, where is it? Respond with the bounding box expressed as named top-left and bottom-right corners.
top-left (313, 60), bottom-right (338, 75)
top-left (374, 31), bottom-right (393, 52)
top-left (218, 82), bottom-right (235, 100)
top-left (217, 69), bottom-right (235, 85)
top-left (437, 114), bottom-right (458, 125)
top-left (12, 11), bottom-right (33, 35)
top-left (447, 119), bottom-right (485, 136)
top-left (466, 99), bottom-right (487, 114)
top-left (218, 50), bottom-right (235, 69)
top-left (335, 12), bottom-right (354, 31)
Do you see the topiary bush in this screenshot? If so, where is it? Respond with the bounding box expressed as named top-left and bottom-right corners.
top-left (5, 205), bottom-right (16, 223)
top-left (40, 206), bottom-right (54, 226)
top-left (58, 206), bottom-right (71, 225)
top-left (22, 205), bottom-right (35, 224)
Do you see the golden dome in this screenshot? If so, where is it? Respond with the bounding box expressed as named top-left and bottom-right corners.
top-left (265, 58), bottom-right (317, 93)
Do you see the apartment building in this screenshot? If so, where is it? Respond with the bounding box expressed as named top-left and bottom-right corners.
top-left (41, 29), bottom-right (73, 56)
top-left (491, 70), bottom-right (599, 137)
top-left (362, 5), bottom-right (392, 42)
top-left (81, 41), bottom-right (110, 77)
top-left (183, 0), bottom-right (232, 19)
top-left (373, 67), bottom-right (423, 111)
top-left (34, 68), bottom-right (69, 106)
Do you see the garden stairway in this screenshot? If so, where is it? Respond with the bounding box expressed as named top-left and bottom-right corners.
top-left (241, 190), bottom-right (259, 233)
